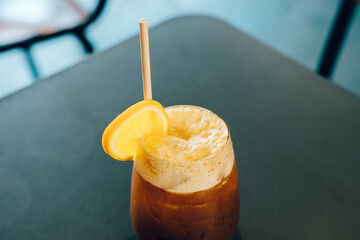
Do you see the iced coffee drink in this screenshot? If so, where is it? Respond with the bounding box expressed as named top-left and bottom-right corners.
top-left (131, 105), bottom-right (239, 240)
top-left (101, 18), bottom-right (239, 240)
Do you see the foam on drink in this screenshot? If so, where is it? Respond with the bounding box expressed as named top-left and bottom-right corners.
top-left (134, 105), bottom-right (235, 193)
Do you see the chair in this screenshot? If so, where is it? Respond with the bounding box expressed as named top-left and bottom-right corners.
top-left (0, 0), bottom-right (107, 78)
top-left (317, 0), bottom-right (359, 79)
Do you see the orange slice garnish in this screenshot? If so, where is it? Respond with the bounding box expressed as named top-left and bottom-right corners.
top-left (102, 100), bottom-right (169, 161)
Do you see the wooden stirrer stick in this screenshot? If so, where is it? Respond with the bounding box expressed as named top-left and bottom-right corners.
top-left (139, 18), bottom-right (152, 100)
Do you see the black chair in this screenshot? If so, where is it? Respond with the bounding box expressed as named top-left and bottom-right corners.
top-left (0, 0), bottom-right (107, 78)
top-left (317, 0), bottom-right (359, 79)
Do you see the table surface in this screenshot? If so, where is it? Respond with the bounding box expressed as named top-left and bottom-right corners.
top-left (1, 16), bottom-right (360, 240)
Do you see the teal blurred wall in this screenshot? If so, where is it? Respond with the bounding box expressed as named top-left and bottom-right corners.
top-left (0, 0), bottom-right (359, 97)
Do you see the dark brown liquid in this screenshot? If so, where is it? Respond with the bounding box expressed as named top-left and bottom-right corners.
top-left (130, 162), bottom-right (239, 240)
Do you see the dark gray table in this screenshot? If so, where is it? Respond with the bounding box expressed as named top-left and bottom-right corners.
top-left (1, 16), bottom-right (360, 240)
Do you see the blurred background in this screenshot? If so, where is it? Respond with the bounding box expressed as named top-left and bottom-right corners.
top-left (0, 0), bottom-right (359, 99)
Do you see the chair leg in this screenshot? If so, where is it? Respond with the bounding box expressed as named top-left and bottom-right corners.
top-left (317, 0), bottom-right (357, 79)
top-left (23, 46), bottom-right (39, 79)
top-left (75, 29), bottom-right (94, 54)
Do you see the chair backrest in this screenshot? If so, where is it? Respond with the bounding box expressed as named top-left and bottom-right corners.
top-left (0, 0), bottom-right (107, 52)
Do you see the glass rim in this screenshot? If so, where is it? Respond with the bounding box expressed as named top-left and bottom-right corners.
top-left (137, 105), bottom-right (230, 166)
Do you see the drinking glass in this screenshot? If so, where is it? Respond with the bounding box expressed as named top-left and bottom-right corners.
top-left (130, 106), bottom-right (239, 240)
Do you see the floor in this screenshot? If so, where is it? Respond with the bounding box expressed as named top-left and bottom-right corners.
top-left (0, 0), bottom-right (359, 99)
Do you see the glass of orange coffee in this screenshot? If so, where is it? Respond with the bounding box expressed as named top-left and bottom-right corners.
top-left (131, 105), bottom-right (239, 240)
